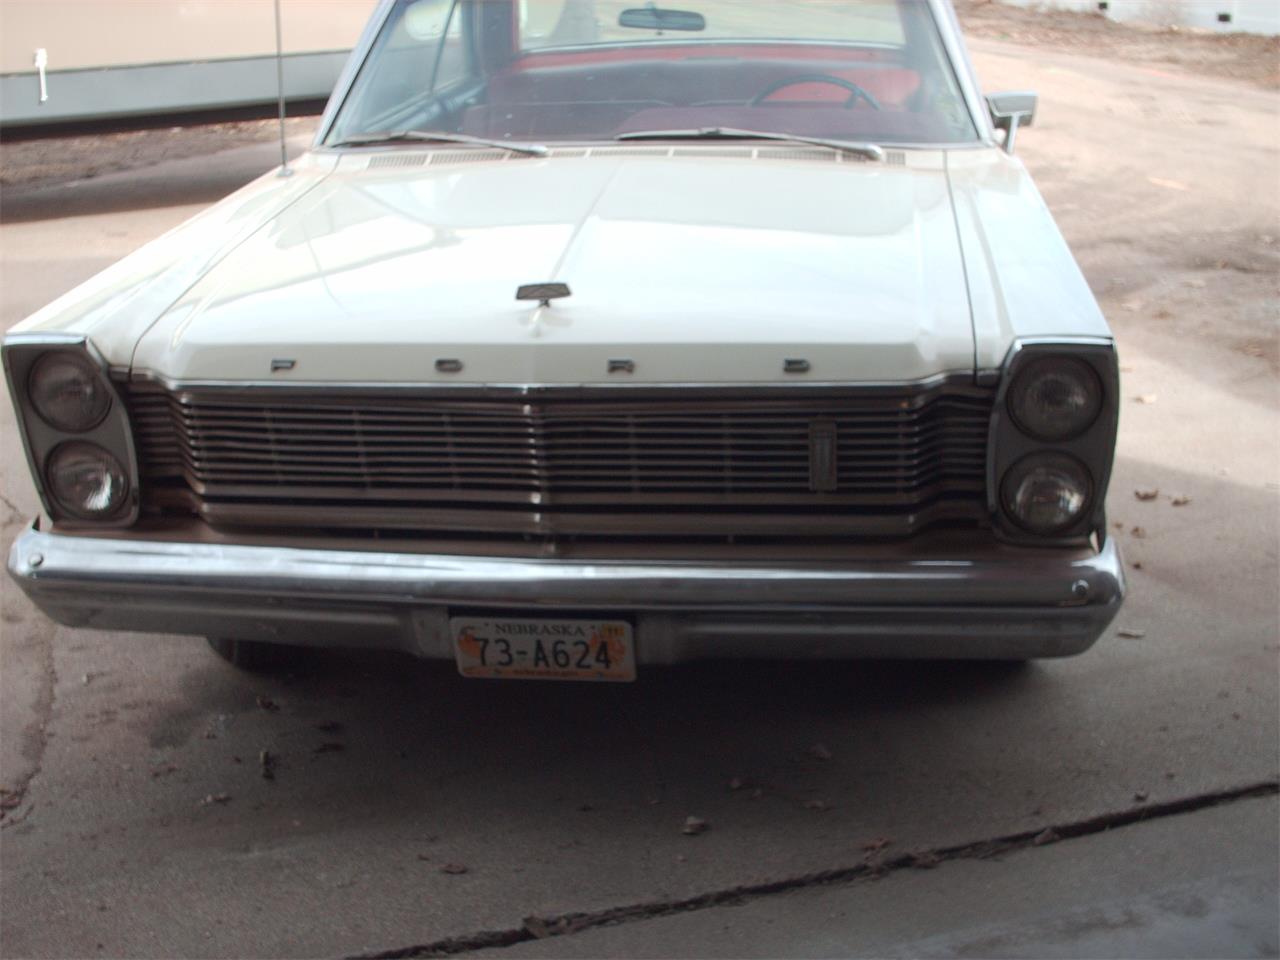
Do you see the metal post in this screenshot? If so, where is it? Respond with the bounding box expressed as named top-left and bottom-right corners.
top-left (274, 0), bottom-right (293, 176)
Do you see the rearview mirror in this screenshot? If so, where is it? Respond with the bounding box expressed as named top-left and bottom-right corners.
top-left (618, 7), bottom-right (706, 31)
top-left (986, 91), bottom-right (1037, 154)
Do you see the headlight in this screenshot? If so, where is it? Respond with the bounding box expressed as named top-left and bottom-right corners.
top-left (28, 350), bottom-right (111, 433)
top-left (1007, 356), bottom-right (1101, 442)
top-left (46, 442), bottom-right (129, 519)
top-left (1001, 453), bottom-right (1091, 534)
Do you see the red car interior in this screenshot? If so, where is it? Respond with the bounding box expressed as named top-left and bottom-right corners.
top-left (461, 48), bottom-right (924, 140)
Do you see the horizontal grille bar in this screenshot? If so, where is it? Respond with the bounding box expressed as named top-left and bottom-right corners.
top-left (126, 381), bottom-right (995, 538)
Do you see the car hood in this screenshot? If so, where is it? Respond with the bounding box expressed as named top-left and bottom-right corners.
top-left (132, 148), bottom-right (976, 384)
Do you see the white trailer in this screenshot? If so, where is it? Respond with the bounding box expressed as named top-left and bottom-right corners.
top-left (997, 0), bottom-right (1279, 35)
top-left (0, 0), bottom-right (378, 126)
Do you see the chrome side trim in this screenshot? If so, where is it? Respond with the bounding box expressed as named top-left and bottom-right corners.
top-left (8, 522), bottom-right (1125, 661)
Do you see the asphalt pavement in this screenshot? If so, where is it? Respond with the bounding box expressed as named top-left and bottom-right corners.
top-left (1, 41), bottom-right (1277, 959)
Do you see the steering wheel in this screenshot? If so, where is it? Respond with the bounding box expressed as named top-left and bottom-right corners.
top-left (749, 74), bottom-right (882, 110)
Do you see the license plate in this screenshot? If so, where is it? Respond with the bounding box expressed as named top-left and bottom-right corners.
top-left (450, 616), bottom-right (636, 682)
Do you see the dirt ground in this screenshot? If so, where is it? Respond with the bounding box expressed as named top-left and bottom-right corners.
top-left (1, 2), bottom-right (1276, 193)
top-left (955, 0), bottom-right (1280, 88)
top-left (0, 115), bottom-right (320, 191)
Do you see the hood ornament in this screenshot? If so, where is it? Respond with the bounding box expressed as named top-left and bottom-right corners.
top-left (516, 282), bottom-right (571, 308)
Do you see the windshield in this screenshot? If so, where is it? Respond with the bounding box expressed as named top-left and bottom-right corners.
top-left (326, 0), bottom-right (978, 146)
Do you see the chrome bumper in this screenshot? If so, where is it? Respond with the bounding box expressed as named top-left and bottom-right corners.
top-left (7, 522), bottom-right (1125, 661)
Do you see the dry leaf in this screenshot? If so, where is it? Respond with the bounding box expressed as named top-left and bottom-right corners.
top-left (1117, 628), bottom-right (1146, 639)
top-left (440, 863), bottom-right (469, 875)
top-left (682, 815), bottom-right (710, 836)
top-left (1134, 489), bottom-right (1159, 501)
top-left (1171, 495), bottom-right (1192, 506)
top-left (1134, 394), bottom-right (1157, 405)
top-left (1130, 526), bottom-right (1146, 538)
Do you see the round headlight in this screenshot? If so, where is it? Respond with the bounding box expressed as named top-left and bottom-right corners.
top-left (1007, 357), bottom-right (1101, 442)
top-left (28, 351), bottom-right (111, 433)
top-left (1001, 453), bottom-right (1092, 535)
top-left (46, 442), bottom-right (129, 520)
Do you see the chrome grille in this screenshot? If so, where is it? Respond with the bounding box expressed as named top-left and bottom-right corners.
top-left (125, 382), bottom-right (995, 538)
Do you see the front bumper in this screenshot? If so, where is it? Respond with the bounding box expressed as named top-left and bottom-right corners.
top-left (7, 522), bottom-right (1125, 661)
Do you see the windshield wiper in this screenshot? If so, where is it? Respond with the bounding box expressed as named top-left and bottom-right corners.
top-left (615, 127), bottom-right (884, 161)
top-left (329, 130), bottom-right (549, 157)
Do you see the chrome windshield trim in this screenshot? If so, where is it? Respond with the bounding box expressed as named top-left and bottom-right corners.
top-left (315, 0), bottom-right (396, 147)
top-left (316, 0), bottom-right (989, 150)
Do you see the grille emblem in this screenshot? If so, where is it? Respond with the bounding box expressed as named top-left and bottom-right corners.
top-left (809, 420), bottom-right (838, 492)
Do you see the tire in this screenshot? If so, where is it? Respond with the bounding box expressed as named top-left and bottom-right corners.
top-left (205, 637), bottom-right (303, 673)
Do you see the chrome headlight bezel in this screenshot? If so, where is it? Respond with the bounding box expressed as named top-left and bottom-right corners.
top-left (3, 333), bottom-right (139, 528)
top-left (987, 339), bottom-right (1119, 546)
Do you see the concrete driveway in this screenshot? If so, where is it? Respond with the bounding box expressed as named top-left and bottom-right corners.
top-left (1, 40), bottom-right (1277, 959)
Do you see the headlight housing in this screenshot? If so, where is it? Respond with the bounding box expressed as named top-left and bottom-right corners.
top-left (4, 334), bottom-right (138, 527)
top-left (1001, 453), bottom-right (1091, 535)
top-left (1007, 356), bottom-right (1101, 442)
top-left (46, 441), bottom-right (129, 520)
top-left (989, 341), bottom-right (1119, 545)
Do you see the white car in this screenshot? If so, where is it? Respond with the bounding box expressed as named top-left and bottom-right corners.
top-left (5, 0), bottom-right (1123, 679)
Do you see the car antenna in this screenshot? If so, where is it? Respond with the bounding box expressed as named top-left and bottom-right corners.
top-left (273, 0), bottom-right (292, 177)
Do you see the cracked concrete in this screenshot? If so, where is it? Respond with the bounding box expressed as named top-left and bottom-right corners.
top-left (0, 376), bottom-right (56, 832)
top-left (362, 784), bottom-right (1279, 958)
top-left (1, 33), bottom-right (1277, 960)
top-left (472, 793), bottom-right (1280, 959)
